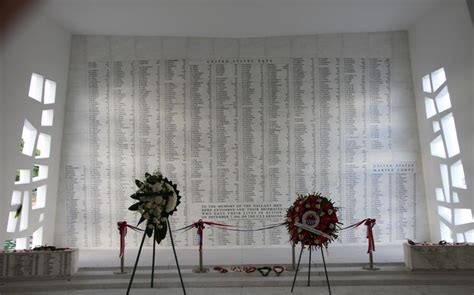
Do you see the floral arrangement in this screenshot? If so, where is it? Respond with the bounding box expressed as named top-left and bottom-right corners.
top-left (129, 171), bottom-right (181, 244)
top-left (286, 193), bottom-right (339, 247)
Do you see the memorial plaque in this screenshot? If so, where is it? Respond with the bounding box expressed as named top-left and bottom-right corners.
top-left (58, 33), bottom-right (425, 249)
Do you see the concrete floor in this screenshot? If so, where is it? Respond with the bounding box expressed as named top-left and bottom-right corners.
top-left (2, 285), bottom-right (474, 295)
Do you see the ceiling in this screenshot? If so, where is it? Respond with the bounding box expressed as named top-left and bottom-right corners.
top-left (41, 0), bottom-right (449, 37)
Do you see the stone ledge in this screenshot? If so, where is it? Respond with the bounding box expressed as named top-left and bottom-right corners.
top-left (403, 243), bottom-right (474, 270)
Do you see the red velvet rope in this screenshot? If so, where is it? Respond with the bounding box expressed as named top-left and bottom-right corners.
top-left (117, 221), bottom-right (128, 258)
top-left (341, 218), bottom-right (376, 253)
top-left (195, 220), bottom-right (205, 252)
top-left (176, 219), bottom-right (235, 251)
top-left (364, 218), bottom-right (376, 253)
top-left (117, 221), bottom-right (144, 258)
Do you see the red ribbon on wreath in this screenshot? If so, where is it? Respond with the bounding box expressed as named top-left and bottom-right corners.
top-left (341, 218), bottom-right (376, 253)
top-left (117, 221), bottom-right (144, 258)
top-left (177, 219), bottom-right (234, 252)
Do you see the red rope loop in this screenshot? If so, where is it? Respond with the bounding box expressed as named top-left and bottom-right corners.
top-left (194, 219), bottom-right (206, 251)
top-left (117, 221), bottom-right (128, 258)
top-left (364, 218), bottom-right (376, 253)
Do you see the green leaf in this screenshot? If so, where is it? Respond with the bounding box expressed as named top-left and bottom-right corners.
top-left (128, 203), bottom-right (140, 211)
top-left (137, 216), bottom-right (145, 226)
top-left (145, 226), bottom-right (153, 237)
top-left (135, 179), bottom-right (144, 188)
top-left (147, 175), bottom-right (158, 184)
top-left (130, 193), bottom-right (140, 200)
top-left (154, 223), bottom-right (168, 244)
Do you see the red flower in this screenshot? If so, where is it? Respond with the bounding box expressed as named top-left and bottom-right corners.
top-left (287, 193), bottom-right (339, 247)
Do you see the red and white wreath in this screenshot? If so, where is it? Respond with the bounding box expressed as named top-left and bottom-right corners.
top-left (286, 193), bottom-right (340, 247)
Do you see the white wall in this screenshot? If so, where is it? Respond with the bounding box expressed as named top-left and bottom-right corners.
top-left (409, 0), bottom-right (474, 242)
top-left (0, 9), bottom-right (71, 248)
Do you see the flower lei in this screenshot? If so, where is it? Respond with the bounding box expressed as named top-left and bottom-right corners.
top-left (128, 171), bottom-right (181, 244)
top-left (286, 193), bottom-right (339, 247)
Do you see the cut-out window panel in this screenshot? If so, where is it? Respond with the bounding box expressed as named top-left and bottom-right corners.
top-left (16, 237), bottom-right (27, 250)
top-left (451, 160), bottom-right (466, 189)
top-left (6, 211), bottom-right (18, 233)
top-left (440, 164), bottom-right (450, 201)
top-left (465, 230), bottom-right (474, 243)
top-left (32, 165), bottom-right (48, 182)
top-left (32, 185), bottom-right (47, 209)
top-left (435, 187), bottom-right (445, 202)
top-left (41, 109), bottom-right (54, 126)
top-left (457, 233), bottom-right (465, 242)
top-left (44, 79), bottom-right (56, 104)
top-left (432, 121), bottom-right (440, 133)
top-left (439, 220), bottom-right (453, 242)
top-left (21, 119), bottom-right (37, 156)
top-left (39, 213), bottom-right (45, 222)
top-left (435, 86), bottom-right (452, 113)
top-left (15, 169), bottom-right (30, 184)
top-left (452, 191), bottom-right (460, 203)
top-left (11, 190), bottom-right (22, 205)
top-left (19, 191), bottom-right (29, 231)
top-left (431, 67), bottom-right (446, 92)
top-left (441, 113), bottom-right (460, 158)
top-left (35, 133), bottom-right (51, 159)
top-left (28, 73), bottom-right (44, 102)
top-left (32, 165), bottom-right (39, 178)
top-left (424, 98), bottom-right (437, 118)
top-left (454, 209), bottom-right (473, 225)
top-left (32, 227), bottom-right (43, 247)
top-left (3, 239), bottom-right (16, 251)
top-left (430, 135), bottom-right (446, 158)
top-left (438, 205), bottom-right (452, 223)
top-left (31, 188), bottom-right (37, 207)
top-left (422, 74), bottom-right (432, 93)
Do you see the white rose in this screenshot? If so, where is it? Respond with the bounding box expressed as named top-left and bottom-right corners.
top-left (329, 223), bottom-right (335, 229)
top-left (151, 182), bottom-right (162, 192)
top-left (327, 209), bottom-right (333, 215)
top-left (154, 196), bottom-right (163, 204)
top-left (165, 188), bottom-right (177, 213)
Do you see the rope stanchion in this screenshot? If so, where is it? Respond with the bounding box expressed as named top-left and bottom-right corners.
top-left (177, 221), bottom-right (289, 273)
top-left (176, 219), bottom-right (234, 273)
top-left (115, 221), bottom-right (144, 275)
top-left (341, 218), bottom-right (379, 270)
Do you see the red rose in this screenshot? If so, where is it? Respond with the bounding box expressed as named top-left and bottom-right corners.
top-left (323, 203), bottom-right (333, 211)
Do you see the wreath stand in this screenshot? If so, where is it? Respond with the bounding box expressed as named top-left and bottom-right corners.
top-left (291, 245), bottom-right (332, 294)
top-left (126, 218), bottom-right (186, 295)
